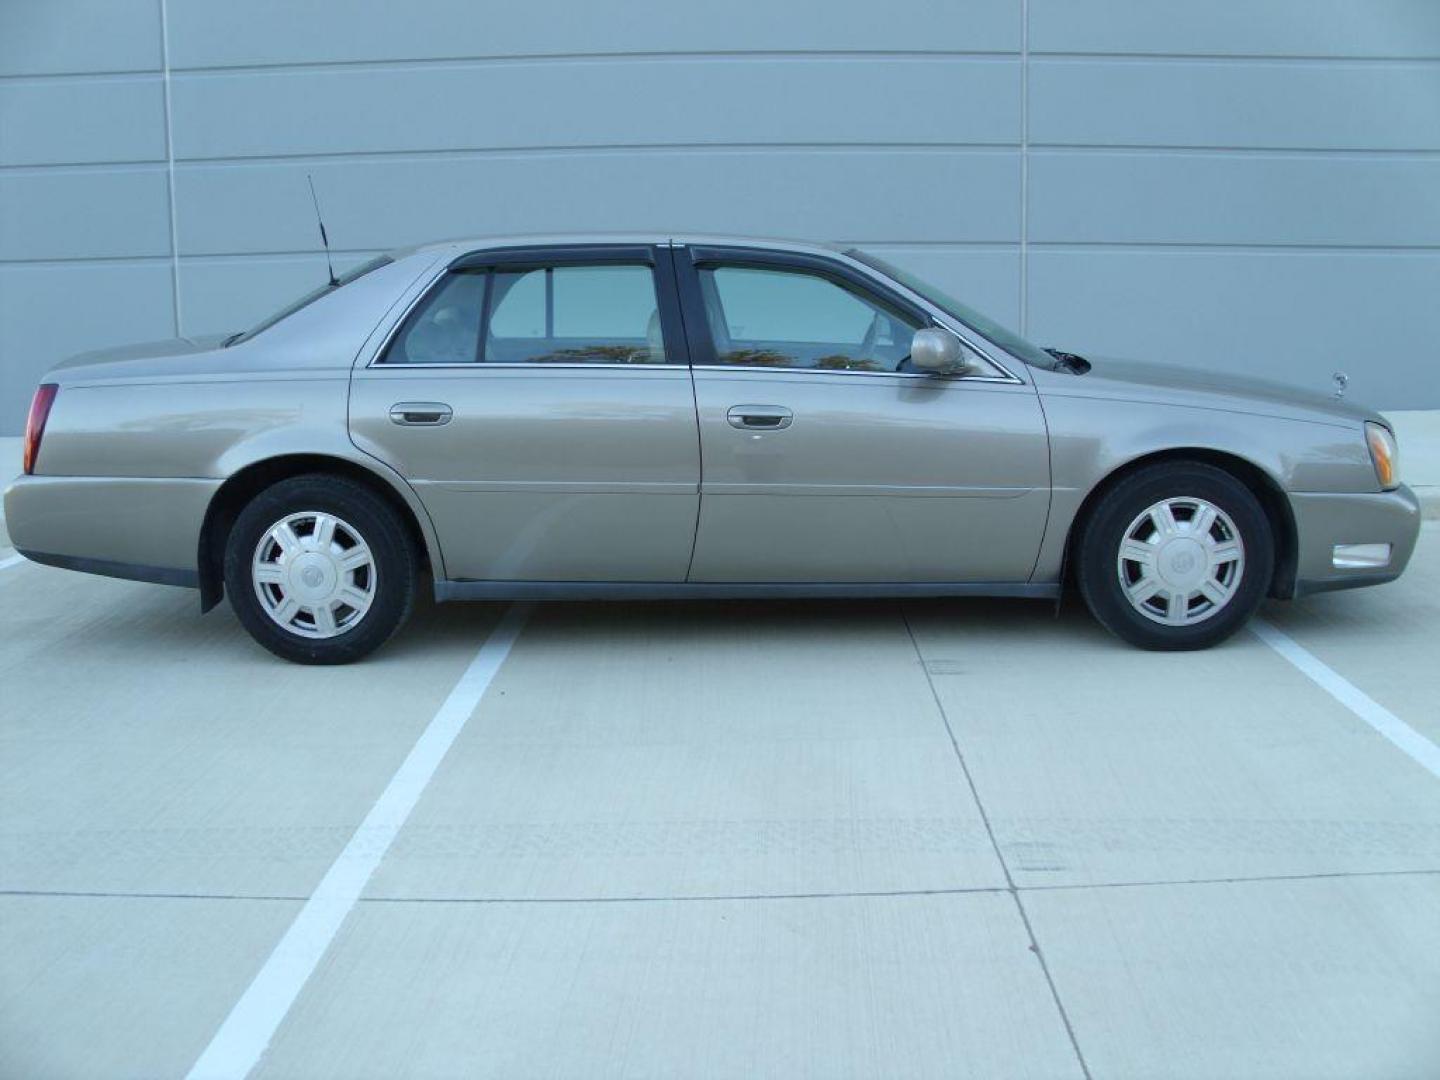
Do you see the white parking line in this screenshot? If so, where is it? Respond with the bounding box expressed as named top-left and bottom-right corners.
top-left (186, 602), bottom-right (532, 1080)
top-left (0, 553), bottom-right (25, 572)
top-left (1251, 617), bottom-right (1440, 781)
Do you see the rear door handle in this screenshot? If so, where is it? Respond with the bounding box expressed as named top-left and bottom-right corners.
top-left (389, 401), bottom-right (453, 426)
top-left (726, 405), bottom-right (793, 430)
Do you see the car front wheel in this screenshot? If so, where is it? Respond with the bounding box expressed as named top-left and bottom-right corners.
top-left (1076, 462), bottom-right (1275, 650)
top-left (223, 474), bottom-right (418, 664)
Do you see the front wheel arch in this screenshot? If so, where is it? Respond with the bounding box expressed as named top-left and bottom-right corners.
top-left (1063, 448), bottom-right (1297, 601)
top-left (198, 454), bottom-right (433, 612)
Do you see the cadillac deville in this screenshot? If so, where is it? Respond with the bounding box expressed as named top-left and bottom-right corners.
top-left (3, 236), bottom-right (1420, 663)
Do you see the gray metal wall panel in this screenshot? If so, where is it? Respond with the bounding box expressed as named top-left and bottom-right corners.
top-left (1028, 153), bottom-right (1440, 246)
top-left (1031, 59), bottom-right (1440, 150)
top-left (170, 57), bottom-right (1020, 159)
top-left (1023, 3), bottom-right (1440, 412)
top-left (858, 246), bottom-right (1022, 331)
top-left (4, 1), bottom-right (1440, 433)
top-left (165, 0), bottom-right (1020, 68)
top-left (0, 0), bottom-right (161, 76)
top-left (172, 151), bottom-right (1021, 256)
top-left (0, 168), bottom-right (171, 260)
top-left (1027, 249), bottom-right (1440, 407)
top-left (1029, 0), bottom-right (1440, 59)
top-left (0, 263), bottom-right (173, 431)
top-left (178, 252), bottom-right (382, 334)
top-left (0, 76), bottom-right (166, 166)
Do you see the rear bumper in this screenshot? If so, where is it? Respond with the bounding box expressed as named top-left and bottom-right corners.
top-left (2, 474), bottom-right (218, 587)
top-left (1288, 485), bottom-right (1422, 597)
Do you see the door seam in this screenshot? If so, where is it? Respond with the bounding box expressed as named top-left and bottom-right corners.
top-left (667, 240), bottom-right (707, 582)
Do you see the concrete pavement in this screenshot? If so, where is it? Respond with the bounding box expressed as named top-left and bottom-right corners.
top-left (3, 497), bottom-right (1439, 1076)
top-left (3, 423), bottom-right (1440, 1077)
top-left (1026, 873), bottom-right (1440, 1080)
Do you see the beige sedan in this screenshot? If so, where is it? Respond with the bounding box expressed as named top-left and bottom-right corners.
top-left (4, 235), bottom-right (1421, 662)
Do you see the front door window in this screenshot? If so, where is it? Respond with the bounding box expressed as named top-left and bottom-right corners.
top-left (698, 265), bottom-right (922, 373)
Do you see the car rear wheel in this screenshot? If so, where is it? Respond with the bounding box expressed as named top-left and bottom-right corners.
top-left (1076, 462), bottom-right (1274, 650)
top-left (224, 474), bottom-right (418, 664)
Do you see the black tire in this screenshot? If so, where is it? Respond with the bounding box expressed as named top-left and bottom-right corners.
top-left (223, 474), bottom-right (418, 664)
top-left (1075, 462), bottom-right (1274, 651)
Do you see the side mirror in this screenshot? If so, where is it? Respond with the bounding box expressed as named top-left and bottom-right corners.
top-left (910, 327), bottom-right (967, 374)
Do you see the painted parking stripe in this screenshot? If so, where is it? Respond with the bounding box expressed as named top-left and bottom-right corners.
top-left (186, 603), bottom-right (532, 1080)
top-left (1251, 616), bottom-right (1440, 781)
top-left (0, 553), bottom-right (25, 572)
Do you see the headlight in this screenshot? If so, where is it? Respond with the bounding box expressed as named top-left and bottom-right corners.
top-left (1365, 422), bottom-right (1400, 489)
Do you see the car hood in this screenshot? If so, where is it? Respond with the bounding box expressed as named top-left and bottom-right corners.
top-left (1038, 355), bottom-right (1382, 429)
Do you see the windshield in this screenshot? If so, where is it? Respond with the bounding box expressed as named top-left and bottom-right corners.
top-left (845, 248), bottom-right (1055, 369)
top-left (225, 255), bottom-right (393, 346)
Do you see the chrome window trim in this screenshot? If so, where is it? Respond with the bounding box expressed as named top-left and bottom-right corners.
top-left (361, 362), bottom-right (684, 372)
top-left (363, 361), bottom-right (1011, 381)
top-left (687, 365), bottom-right (1022, 385)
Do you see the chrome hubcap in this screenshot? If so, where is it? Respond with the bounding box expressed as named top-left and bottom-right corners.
top-left (1117, 497), bottom-right (1245, 626)
top-left (252, 511), bottom-right (376, 639)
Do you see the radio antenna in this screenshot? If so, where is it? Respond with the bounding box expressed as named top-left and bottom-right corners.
top-left (306, 174), bottom-right (339, 287)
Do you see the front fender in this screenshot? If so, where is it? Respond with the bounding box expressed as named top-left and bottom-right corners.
top-left (1032, 393), bottom-right (1374, 583)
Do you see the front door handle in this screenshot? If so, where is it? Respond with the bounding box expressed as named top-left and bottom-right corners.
top-left (389, 401), bottom-right (453, 426)
top-left (726, 405), bottom-right (793, 430)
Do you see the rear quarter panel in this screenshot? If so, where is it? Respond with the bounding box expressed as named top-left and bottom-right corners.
top-left (12, 376), bottom-right (353, 575)
top-left (36, 374), bottom-right (348, 479)
top-left (10, 252), bottom-right (450, 578)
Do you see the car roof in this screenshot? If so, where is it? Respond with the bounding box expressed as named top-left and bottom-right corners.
top-left (396, 233), bottom-right (854, 259)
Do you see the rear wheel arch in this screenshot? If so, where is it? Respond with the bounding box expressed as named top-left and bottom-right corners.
top-left (1063, 448), bottom-right (1298, 600)
top-left (198, 454), bottom-right (435, 612)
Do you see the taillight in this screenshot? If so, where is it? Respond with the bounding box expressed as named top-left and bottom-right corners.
top-left (22, 383), bottom-right (58, 475)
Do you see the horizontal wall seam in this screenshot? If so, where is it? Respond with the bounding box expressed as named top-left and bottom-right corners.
top-left (0, 67), bottom-right (161, 82)
top-left (1027, 145), bottom-right (1440, 158)
top-left (167, 143), bottom-right (1022, 166)
top-left (0, 255), bottom-right (175, 268)
top-left (1029, 51), bottom-right (1440, 64)
top-left (162, 49), bottom-right (1023, 76)
top-left (155, 49), bottom-right (1440, 76)
top-left (4, 50), bottom-right (1433, 84)
top-left (0, 159), bottom-right (168, 173)
top-left (0, 71), bottom-right (162, 88)
top-left (0, 243), bottom-right (1009, 267)
top-left (1029, 241), bottom-right (1440, 254)
top-left (12, 146), bottom-right (1439, 175)
top-left (0, 163), bottom-right (168, 179)
top-left (9, 242), bottom-right (1440, 269)
top-left (0, 147), bottom-right (1021, 176)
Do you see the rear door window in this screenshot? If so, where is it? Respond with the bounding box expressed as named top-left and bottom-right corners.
top-left (487, 265), bottom-right (664, 364)
top-left (384, 263), bottom-right (665, 365)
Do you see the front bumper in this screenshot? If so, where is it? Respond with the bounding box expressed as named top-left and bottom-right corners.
top-left (2, 474), bottom-right (219, 587)
top-left (1288, 484), bottom-right (1422, 597)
